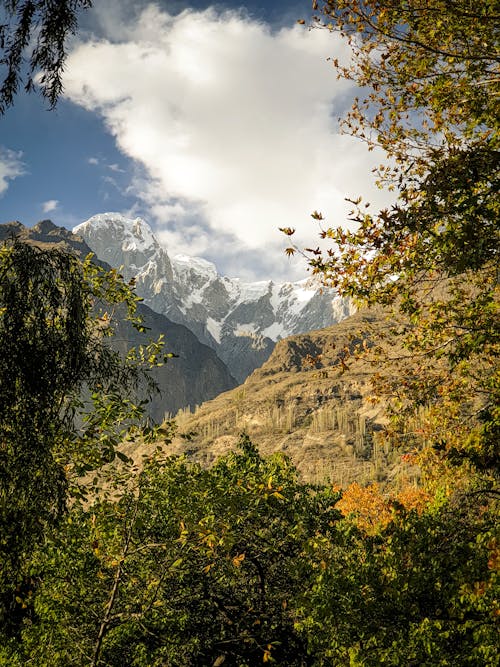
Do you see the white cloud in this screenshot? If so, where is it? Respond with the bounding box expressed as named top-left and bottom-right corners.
top-left (87, 156), bottom-right (99, 165)
top-left (108, 163), bottom-right (125, 172)
top-left (41, 199), bottom-right (59, 213)
top-left (0, 148), bottom-right (24, 196)
top-left (64, 5), bottom-right (391, 280)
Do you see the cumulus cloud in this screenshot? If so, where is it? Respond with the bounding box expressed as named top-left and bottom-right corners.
top-left (41, 199), bottom-right (59, 213)
top-left (0, 148), bottom-right (24, 196)
top-left (64, 5), bottom-right (391, 280)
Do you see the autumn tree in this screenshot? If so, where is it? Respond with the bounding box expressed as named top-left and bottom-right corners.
top-left (283, 7), bottom-right (500, 658)
top-left (285, 1), bottom-right (500, 479)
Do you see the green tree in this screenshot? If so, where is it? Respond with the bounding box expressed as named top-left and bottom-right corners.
top-left (0, 237), bottom-right (167, 637)
top-left (299, 493), bottom-right (499, 666)
top-left (0, 0), bottom-right (92, 113)
top-left (12, 436), bottom-right (498, 667)
top-left (11, 435), bottom-right (340, 666)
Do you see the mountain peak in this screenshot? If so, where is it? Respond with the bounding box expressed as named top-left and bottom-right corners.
top-left (75, 212), bottom-right (159, 252)
top-left (76, 212), bottom-right (355, 382)
top-left (74, 213), bottom-right (163, 272)
top-left (32, 219), bottom-right (60, 234)
top-left (173, 253), bottom-right (218, 281)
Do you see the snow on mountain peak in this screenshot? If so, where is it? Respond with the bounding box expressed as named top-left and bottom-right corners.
top-left (75, 212), bottom-right (158, 254)
top-left (173, 253), bottom-right (218, 281)
top-left (238, 280), bottom-right (271, 303)
top-left (75, 212), bottom-right (354, 382)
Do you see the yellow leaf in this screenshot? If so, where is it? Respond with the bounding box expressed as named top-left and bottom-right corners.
top-left (232, 553), bottom-right (246, 567)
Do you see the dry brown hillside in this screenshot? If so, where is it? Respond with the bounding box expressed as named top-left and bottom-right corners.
top-left (165, 308), bottom-right (420, 487)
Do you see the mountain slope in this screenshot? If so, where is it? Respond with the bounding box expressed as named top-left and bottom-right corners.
top-left (0, 220), bottom-right (237, 419)
top-left (74, 213), bottom-right (355, 381)
top-left (160, 307), bottom-right (420, 487)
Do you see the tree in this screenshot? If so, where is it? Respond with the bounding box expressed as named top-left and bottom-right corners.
top-left (10, 435), bottom-right (340, 666)
top-left (313, 0), bottom-right (499, 170)
top-left (283, 6), bottom-right (500, 658)
top-left (299, 492), bottom-right (499, 666)
top-left (0, 237), bottom-right (167, 637)
top-left (285, 1), bottom-right (499, 478)
top-left (281, 8), bottom-right (500, 658)
top-left (0, 0), bottom-right (92, 113)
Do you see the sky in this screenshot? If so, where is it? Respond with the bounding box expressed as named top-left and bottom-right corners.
top-left (0, 0), bottom-right (391, 282)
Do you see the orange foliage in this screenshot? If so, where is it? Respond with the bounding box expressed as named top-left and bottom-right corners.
top-left (336, 482), bottom-right (432, 534)
top-left (335, 483), bottom-right (392, 534)
top-left (396, 486), bottom-right (432, 514)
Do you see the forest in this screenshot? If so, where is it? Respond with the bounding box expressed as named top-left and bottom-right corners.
top-left (0, 1), bottom-right (498, 665)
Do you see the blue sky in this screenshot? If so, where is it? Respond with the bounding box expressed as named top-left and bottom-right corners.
top-left (0, 1), bottom-right (390, 281)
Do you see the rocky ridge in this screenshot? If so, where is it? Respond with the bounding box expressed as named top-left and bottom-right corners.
top-left (161, 308), bottom-right (419, 487)
top-left (2, 219), bottom-right (418, 486)
top-left (74, 213), bottom-right (355, 382)
top-left (0, 220), bottom-right (237, 419)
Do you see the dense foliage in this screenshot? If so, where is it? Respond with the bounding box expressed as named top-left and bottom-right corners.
top-left (1, 1), bottom-right (499, 664)
top-left (2, 434), bottom-right (498, 666)
top-left (8, 438), bottom-right (339, 666)
top-left (0, 238), bottom-right (169, 638)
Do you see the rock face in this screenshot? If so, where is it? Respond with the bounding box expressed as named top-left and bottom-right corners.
top-left (112, 302), bottom-right (237, 422)
top-left (0, 220), bottom-right (237, 419)
top-left (164, 308), bottom-right (412, 487)
top-left (75, 213), bottom-right (356, 382)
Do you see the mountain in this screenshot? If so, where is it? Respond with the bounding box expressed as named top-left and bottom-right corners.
top-left (74, 213), bottom-right (355, 382)
top-left (159, 308), bottom-right (419, 487)
top-left (0, 220), bottom-right (237, 419)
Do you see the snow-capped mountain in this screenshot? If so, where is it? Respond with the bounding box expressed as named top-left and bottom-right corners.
top-left (0, 219), bottom-right (237, 418)
top-left (74, 213), bottom-right (355, 382)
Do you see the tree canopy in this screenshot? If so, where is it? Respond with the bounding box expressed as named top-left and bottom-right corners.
top-left (0, 237), bottom-right (169, 636)
top-left (283, 0), bottom-right (500, 479)
top-left (314, 0), bottom-right (499, 166)
top-left (3, 432), bottom-right (498, 666)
